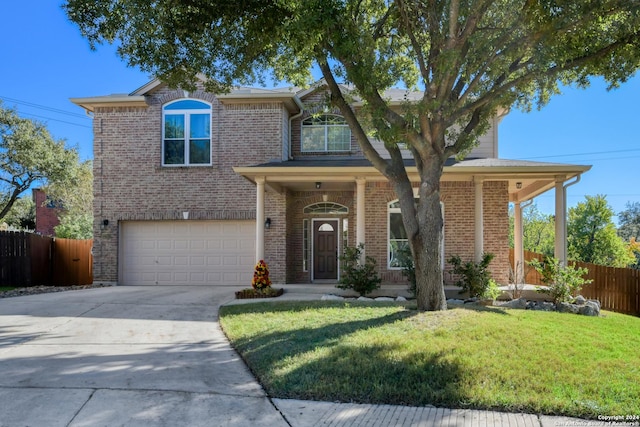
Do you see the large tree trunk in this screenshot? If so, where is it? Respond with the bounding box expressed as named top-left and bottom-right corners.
top-left (412, 162), bottom-right (447, 311)
top-left (390, 154), bottom-right (447, 312)
top-left (411, 193), bottom-right (447, 311)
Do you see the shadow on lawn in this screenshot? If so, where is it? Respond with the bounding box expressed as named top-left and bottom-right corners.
top-left (221, 301), bottom-right (468, 407)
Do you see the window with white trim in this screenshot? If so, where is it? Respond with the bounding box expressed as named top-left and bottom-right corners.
top-left (162, 99), bottom-right (212, 166)
top-left (388, 199), bottom-right (445, 269)
top-left (301, 114), bottom-right (351, 152)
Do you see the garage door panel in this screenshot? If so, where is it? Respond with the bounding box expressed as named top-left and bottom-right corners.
top-left (120, 220), bottom-right (256, 286)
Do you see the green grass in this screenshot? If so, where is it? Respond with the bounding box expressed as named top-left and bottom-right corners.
top-left (219, 301), bottom-right (640, 419)
top-left (0, 287), bottom-right (16, 292)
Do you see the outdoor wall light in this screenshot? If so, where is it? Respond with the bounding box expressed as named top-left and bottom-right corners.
top-left (315, 182), bottom-right (322, 189)
top-left (265, 218), bottom-right (272, 229)
top-left (516, 182), bottom-right (523, 189)
top-left (102, 219), bottom-right (109, 227)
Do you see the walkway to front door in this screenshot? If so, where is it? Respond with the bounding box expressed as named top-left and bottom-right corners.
top-left (313, 219), bottom-right (338, 280)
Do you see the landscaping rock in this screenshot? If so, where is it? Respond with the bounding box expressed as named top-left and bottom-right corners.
top-left (501, 298), bottom-right (528, 309)
top-left (582, 300), bottom-right (601, 316)
top-left (321, 294), bottom-right (345, 301)
top-left (357, 296), bottom-right (373, 301)
top-left (574, 295), bottom-right (586, 305)
top-left (446, 299), bottom-right (465, 306)
top-left (557, 302), bottom-right (580, 314)
top-left (540, 302), bottom-right (555, 311)
top-left (464, 297), bottom-right (479, 304)
top-left (579, 304), bottom-right (599, 316)
top-left (375, 297), bottom-right (394, 302)
top-left (587, 299), bottom-right (601, 310)
top-left (395, 296), bottom-right (407, 302)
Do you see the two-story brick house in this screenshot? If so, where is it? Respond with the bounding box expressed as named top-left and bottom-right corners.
top-left (71, 78), bottom-right (590, 288)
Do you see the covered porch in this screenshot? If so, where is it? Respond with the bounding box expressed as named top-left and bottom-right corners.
top-left (234, 158), bottom-right (590, 285)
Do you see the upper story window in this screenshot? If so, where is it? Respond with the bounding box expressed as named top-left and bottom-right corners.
top-left (301, 114), bottom-right (351, 152)
top-left (162, 100), bottom-right (212, 166)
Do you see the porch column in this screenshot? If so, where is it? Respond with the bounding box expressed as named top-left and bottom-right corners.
top-left (513, 201), bottom-right (524, 282)
top-left (356, 178), bottom-right (366, 257)
top-left (554, 176), bottom-right (566, 265)
top-left (255, 177), bottom-right (265, 261)
top-left (474, 176), bottom-right (484, 262)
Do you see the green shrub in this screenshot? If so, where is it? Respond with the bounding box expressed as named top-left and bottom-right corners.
top-left (337, 244), bottom-right (381, 296)
top-left (528, 256), bottom-right (592, 303)
top-left (396, 246), bottom-right (416, 296)
top-left (483, 279), bottom-right (502, 300)
top-left (448, 253), bottom-right (495, 299)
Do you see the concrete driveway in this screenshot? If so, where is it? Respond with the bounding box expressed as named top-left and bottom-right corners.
top-left (0, 285), bottom-right (288, 427)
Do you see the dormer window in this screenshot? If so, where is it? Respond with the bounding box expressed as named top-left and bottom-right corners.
top-left (301, 114), bottom-right (351, 152)
top-left (162, 100), bottom-right (212, 166)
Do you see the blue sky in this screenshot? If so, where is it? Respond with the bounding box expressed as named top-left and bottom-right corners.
top-left (1, 1), bottom-right (638, 219)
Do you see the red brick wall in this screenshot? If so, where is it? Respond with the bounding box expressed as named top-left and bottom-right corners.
top-left (33, 189), bottom-right (60, 237)
top-left (92, 83), bottom-right (287, 283)
top-left (284, 180), bottom-right (510, 285)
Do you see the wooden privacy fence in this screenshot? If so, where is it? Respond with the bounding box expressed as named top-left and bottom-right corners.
top-left (509, 249), bottom-right (640, 316)
top-left (0, 231), bottom-right (93, 287)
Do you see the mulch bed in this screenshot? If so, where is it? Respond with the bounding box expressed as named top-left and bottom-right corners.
top-left (235, 288), bottom-right (284, 299)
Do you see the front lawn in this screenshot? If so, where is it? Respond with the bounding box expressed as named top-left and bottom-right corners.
top-left (219, 301), bottom-right (640, 419)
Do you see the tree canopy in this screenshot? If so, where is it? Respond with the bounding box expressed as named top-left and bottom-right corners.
top-left (65, 0), bottom-right (640, 310)
top-left (0, 102), bottom-right (79, 220)
top-left (45, 160), bottom-right (94, 239)
top-left (617, 201), bottom-right (640, 268)
top-left (568, 195), bottom-right (636, 268)
top-left (509, 203), bottom-right (554, 256)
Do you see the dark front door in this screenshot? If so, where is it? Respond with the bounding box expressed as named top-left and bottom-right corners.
top-left (313, 220), bottom-right (338, 280)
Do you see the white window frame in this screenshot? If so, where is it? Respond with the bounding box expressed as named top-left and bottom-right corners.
top-left (387, 191), bottom-right (445, 270)
top-left (162, 99), bottom-right (212, 167)
top-left (301, 114), bottom-right (351, 152)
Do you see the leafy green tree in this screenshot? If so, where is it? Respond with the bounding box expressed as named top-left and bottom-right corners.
top-left (0, 102), bottom-right (79, 220)
top-left (618, 201), bottom-right (640, 241)
top-left (1, 196), bottom-right (35, 230)
top-left (618, 202), bottom-right (640, 268)
top-left (65, 0), bottom-right (640, 310)
top-left (45, 160), bottom-right (93, 239)
top-left (509, 203), bottom-right (554, 256)
top-left (568, 195), bottom-right (635, 268)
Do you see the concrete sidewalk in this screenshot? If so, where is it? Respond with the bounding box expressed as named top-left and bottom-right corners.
top-left (0, 285), bottom-right (588, 426)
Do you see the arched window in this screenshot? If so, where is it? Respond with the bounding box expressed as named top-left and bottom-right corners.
top-left (303, 202), bottom-right (349, 214)
top-left (162, 99), bottom-right (212, 166)
top-left (301, 114), bottom-right (351, 152)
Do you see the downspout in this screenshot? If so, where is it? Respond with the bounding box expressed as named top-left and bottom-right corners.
top-left (288, 96), bottom-right (305, 160)
top-left (559, 174), bottom-right (582, 264)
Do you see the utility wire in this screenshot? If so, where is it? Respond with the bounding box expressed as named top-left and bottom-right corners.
top-left (522, 148), bottom-right (640, 160)
top-left (19, 112), bottom-right (91, 129)
top-left (0, 95), bottom-right (89, 120)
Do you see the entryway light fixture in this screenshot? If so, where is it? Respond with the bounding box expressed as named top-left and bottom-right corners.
top-left (265, 217), bottom-right (272, 229)
top-left (516, 182), bottom-right (522, 189)
top-left (315, 182), bottom-right (322, 189)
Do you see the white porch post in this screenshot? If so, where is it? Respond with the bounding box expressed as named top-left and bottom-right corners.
top-left (356, 178), bottom-right (366, 260)
top-left (255, 177), bottom-right (265, 262)
top-left (513, 201), bottom-right (524, 282)
top-left (554, 176), bottom-right (567, 265)
top-left (474, 176), bottom-right (484, 262)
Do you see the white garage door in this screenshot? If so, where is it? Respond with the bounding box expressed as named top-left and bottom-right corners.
top-left (120, 220), bottom-right (256, 286)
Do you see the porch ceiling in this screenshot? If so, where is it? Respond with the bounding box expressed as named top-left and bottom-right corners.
top-left (233, 157), bottom-right (591, 201)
